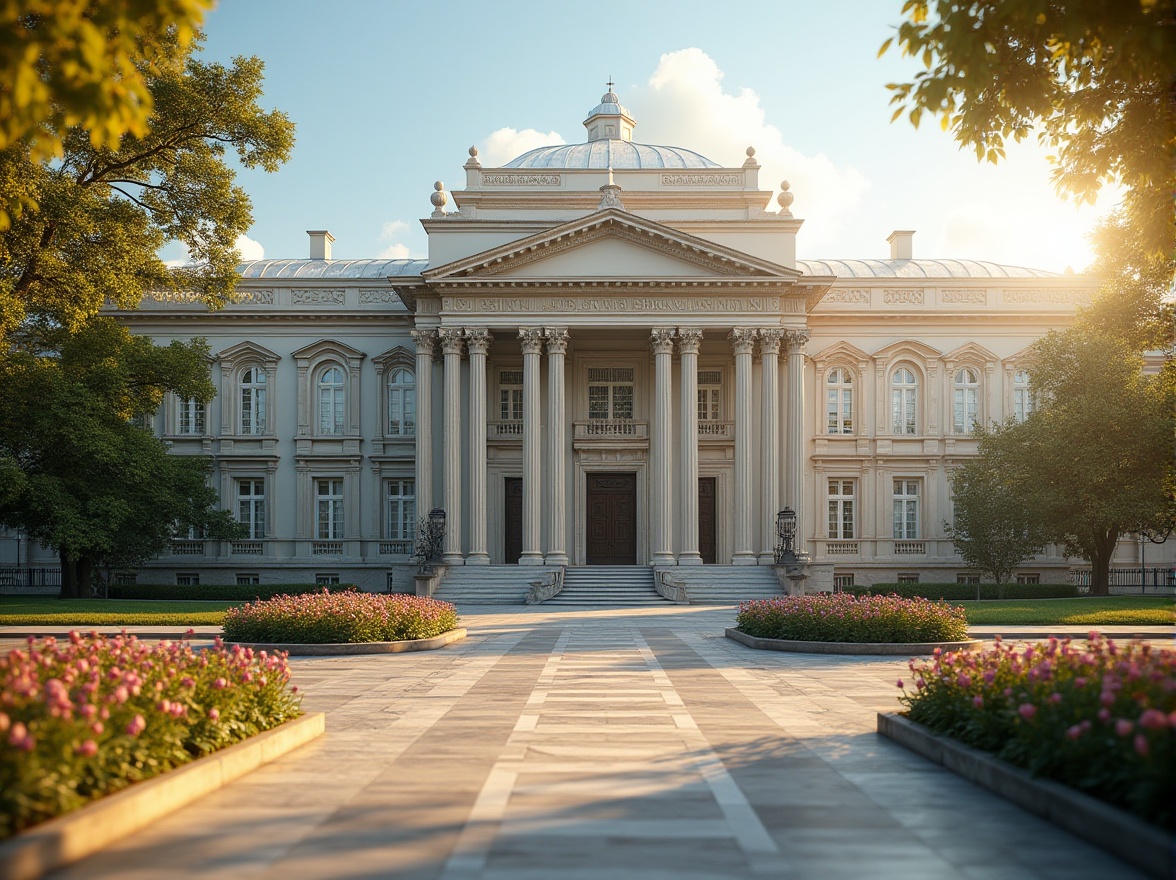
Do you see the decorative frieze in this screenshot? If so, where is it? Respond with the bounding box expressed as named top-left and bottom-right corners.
top-left (441, 295), bottom-right (781, 315)
top-left (823, 289), bottom-right (870, 304)
top-left (236, 289), bottom-right (274, 305)
top-left (481, 173), bottom-right (561, 186)
top-left (1004, 288), bottom-right (1094, 305)
top-left (292, 288), bottom-right (345, 305)
top-left (660, 173), bottom-right (743, 186)
top-left (359, 290), bottom-right (400, 304)
top-left (942, 289), bottom-right (986, 304)
top-left (883, 289), bottom-right (923, 305)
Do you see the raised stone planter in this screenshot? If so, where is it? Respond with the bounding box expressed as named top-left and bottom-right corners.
top-left (878, 712), bottom-right (1173, 880)
top-left (0, 712), bottom-right (325, 880)
top-left (227, 627), bottom-right (467, 656)
top-left (725, 627), bottom-right (982, 655)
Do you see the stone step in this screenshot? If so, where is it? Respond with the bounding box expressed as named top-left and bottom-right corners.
top-left (655, 566), bottom-right (782, 604)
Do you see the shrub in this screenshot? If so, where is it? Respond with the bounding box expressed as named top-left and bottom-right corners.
top-left (221, 590), bottom-right (458, 644)
top-left (737, 593), bottom-right (969, 643)
top-left (899, 635), bottom-right (1175, 829)
top-left (0, 632), bottom-right (301, 840)
top-left (108, 583), bottom-right (358, 601)
top-left (849, 583), bottom-right (1078, 600)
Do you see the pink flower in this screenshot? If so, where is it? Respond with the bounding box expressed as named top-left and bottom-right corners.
top-left (957, 674), bottom-right (971, 688)
top-left (91, 722), bottom-right (104, 735)
top-left (1065, 724), bottom-right (1084, 740)
top-left (896, 679), bottom-right (904, 689)
top-left (126, 715), bottom-right (146, 736)
top-left (1115, 719), bottom-right (1134, 737)
top-left (1134, 734), bottom-right (1150, 757)
top-left (212, 677), bottom-right (227, 690)
top-left (75, 739), bottom-right (98, 757)
top-left (973, 696), bottom-right (984, 708)
top-left (0, 712), bottom-right (8, 733)
top-left (1098, 708), bottom-right (1111, 722)
top-left (1138, 709), bottom-right (1167, 731)
top-left (1074, 677), bottom-right (1087, 688)
top-left (208, 708), bottom-right (220, 721)
top-left (1018, 704), bottom-right (1037, 721)
top-left (1047, 693), bottom-right (1062, 705)
top-left (112, 685), bottom-right (129, 704)
top-left (7, 721), bottom-right (28, 746)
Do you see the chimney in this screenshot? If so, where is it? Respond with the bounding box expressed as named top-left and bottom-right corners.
top-left (307, 229), bottom-right (335, 260)
top-left (887, 230), bottom-right (914, 261)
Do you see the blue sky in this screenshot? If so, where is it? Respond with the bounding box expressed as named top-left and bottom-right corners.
top-left (185, 0), bottom-right (1114, 273)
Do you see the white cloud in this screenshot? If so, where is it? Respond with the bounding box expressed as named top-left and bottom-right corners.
top-left (377, 219), bottom-right (424, 259)
top-left (630, 48), bottom-right (869, 253)
top-left (479, 127), bottom-right (565, 167)
top-left (235, 233), bottom-right (264, 262)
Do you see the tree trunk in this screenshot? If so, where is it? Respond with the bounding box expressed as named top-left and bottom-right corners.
top-left (1088, 531), bottom-right (1117, 597)
top-left (58, 550), bottom-right (78, 599)
top-left (77, 556), bottom-right (93, 599)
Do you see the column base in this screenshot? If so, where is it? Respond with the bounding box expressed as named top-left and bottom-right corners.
top-left (732, 553), bottom-right (757, 566)
top-left (544, 552), bottom-right (569, 566)
top-left (442, 553), bottom-right (465, 566)
top-left (465, 553), bottom-right (490, 566)
top-left (650, 553), bottom-right (676, 565)
top-left (519, 553), bottom-right (544, 566)
top-left (677, 553), bottom-right (703, 566)
top-left (756, 553), bottom-right (777, 565)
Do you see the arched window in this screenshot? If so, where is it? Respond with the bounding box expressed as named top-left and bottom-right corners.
top-left (240, 368), bottom-right (266, 435)
top-left (890, 367), bottom-right (918, 435)
top-left (318, 366), bottom-right (345, 435)
top-left (953, 367), bottom-right (980, 433)
top-left (388, 367), bottom-right (416, 436)
top-left (1013, 369), bottom-right (1035, 423)
top-left (826, 368), bottom-right (854, 434)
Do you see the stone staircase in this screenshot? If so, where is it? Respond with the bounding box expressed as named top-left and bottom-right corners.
top-left (543, 566), bottom-right (667, 606)
top-left (433, 566), bottom-right (560, 605)
top-left (656, 565), bottom-right (782, 604)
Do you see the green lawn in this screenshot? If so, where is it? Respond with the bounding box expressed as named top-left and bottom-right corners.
top-left (0, 596), bottom-right (237, 626)
top-left (957, 596), bottom-right (1174, 626)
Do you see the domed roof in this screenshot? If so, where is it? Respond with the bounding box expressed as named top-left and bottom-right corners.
top-left (504, 140), bottom-right (720, 170)
top-left (584, 89), bottom-right (629, 122)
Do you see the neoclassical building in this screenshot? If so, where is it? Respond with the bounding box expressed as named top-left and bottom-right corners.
top-left (5, 88), bottom-right (1166, 596)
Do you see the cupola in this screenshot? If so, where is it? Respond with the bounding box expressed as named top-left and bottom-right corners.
top-left (583, 81), bottom-right (636, 142)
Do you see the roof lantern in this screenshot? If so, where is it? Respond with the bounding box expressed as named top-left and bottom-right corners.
top-left (583, 79), bottom-right (636, 143)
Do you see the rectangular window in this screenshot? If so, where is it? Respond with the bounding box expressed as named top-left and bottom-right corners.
top-left (385, 478), bottom-right (416, 541)
top-left (893, 479), bottom-right (920, 540)
top-left (235, 573), bottom-right (260, 586)
top-left (316, 479), bottom-right (344, 540)
top-left (178, 398), bottom-right (206, 435)
top-left (832, 574), bottom-right (855, 591)
top-left (175, 573), bottom-right (200, 586)
top-left (956, 574), bottom-right (981, 585)
top-left (896, 573), bottom-right (920, 584)
top-left (315, 573), bottom-right (340, 585)
top-left (499, 370), bottom-right (524, 422)
top-left (1016, 573), bottom-right (1041, 585)
top-left (954, 388), bottom-right (979, 433)
top-left (697, 370), bottom-right (722, 427)
top-left (236, 479), bottom-right (265, 540)
top-left (588, 367), bottom-right (634, 421)
top-left (827, 479), bottom-right (856, 539)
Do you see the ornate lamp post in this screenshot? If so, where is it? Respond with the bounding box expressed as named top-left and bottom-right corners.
top-left (772, 507), bottom-right (808, 596)
top-left (416, 508), bottom-right (447, 572)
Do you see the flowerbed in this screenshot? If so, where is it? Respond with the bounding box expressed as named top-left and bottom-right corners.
top-left (898, 634), bottom-right (1175, 829)
top-left (221, 590), bottom-right (458, 644)
top-left (0, 632), bottom-right (301, 840)
top-left (737, 592), bottom-right (969, 643)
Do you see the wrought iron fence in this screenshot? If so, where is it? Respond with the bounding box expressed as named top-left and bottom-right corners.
top-left (1070, 567), bottom-right (1175, 592)
top-left (0, 567), bottom-right (62, 594)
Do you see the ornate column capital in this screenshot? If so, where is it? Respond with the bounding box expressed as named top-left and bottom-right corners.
top-left (464, 327), bottom-right (493, 356)
top-left (677, 327), bottom-right (703, 355)
top-left (543, 326), bottom-right (569, 355)
top-left (438, 327), bottom-right (465, 356)
top-left (518, 327), bottom-right (544, 355)
top-left (729, 327), bottom-right (757, 355)
top-left (784, 328), bottom-right (811, 352)
top-left (650, 327), bottom-right (677, 355)
top-left (757, 328), bottom-right (784, 356)
top-left (410, 328), bottom-right (437, 355)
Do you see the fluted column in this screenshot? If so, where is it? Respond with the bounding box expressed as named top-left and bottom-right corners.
top-left (677, 328), bottom-right (703, 565)
top-left (439, 328), bottom-right (465, 565)
top-left (519, 328), bottom-right (545, 565)
top-left (544, 327), bottom-right (569, 566)
top-left (758, 329), bottom-right (783, 564)
top-left (650, 328), bottom-right (676, 565)
top-left (464, 328), bottom-right (492, 565)
top-left (785, 329), bottom-right (811, 554)
top-left (410, 329), bottom-right (435, 517)
top-left (731, 328), bottom-right (757, 565)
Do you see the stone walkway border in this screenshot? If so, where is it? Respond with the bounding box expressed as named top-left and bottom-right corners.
top-left (0, 712), bottom-right (325, 880)
top-left (724, 627), bottom-right (983, 655)
top-left (878, 713), bottom-right (1173, 880)
top-left (227, 627), bottom-right (467, 655)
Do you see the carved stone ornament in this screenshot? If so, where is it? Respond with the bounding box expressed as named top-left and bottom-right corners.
top-left (410, 329), bottom-right (437, 355)
top-left (463, 327), bottom-right (493, 355)
top-left (598, 184), bottom-right (625, 210)
top-left (882, 289), bottom-right (923, 305)
top-left (518, 327), bottom-right (545, 354)
top-left (650, 328), bottom-right (677, 355)
top-left (823, 289), bottom-right (870, 304)
top-left (757, 328), bottom-right (784, 356)
top-left (784, 328), bottom-right (811, 351)
top-left (677, 327), bottom-right (703, 355)
top-left (1004, 288), bottom-right (1094, 305)
top-left (942, 289), bottom-right (986, 304)
top-left (543, 326), bottom-right (569, 355)
top-left (359, 289), bottom-right (400, 304)
top-left (236, 288), bottom-right (274, 305)
top-left (292, 288), bottom-right (345, 305)
top-left (438, 327), bottom-right (465, 355)
top-left (729, 328), bottom-right (757, 355)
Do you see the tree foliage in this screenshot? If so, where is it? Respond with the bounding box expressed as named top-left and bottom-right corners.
top-left (0, 1), bottom-right (214, 226)
top-left (883, 1), bottom-right (1174, 256)
top-left (0, 320), bottom-right (242, 597)
top-left (960, 329), bottom-right (1175, 595)
top-left (0, 39), bottom-right (294, 342)
top-left (946, 447), bottom-right (1048, 589)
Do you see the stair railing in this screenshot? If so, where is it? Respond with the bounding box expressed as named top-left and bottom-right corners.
top-left (654, 569), bottom-right (690, 604)
top-left (525, 568), bottom-right (565, 605)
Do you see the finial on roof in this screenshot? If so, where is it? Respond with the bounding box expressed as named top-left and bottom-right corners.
top-left (776, 180), bottom-right (794, 214)
top-left (430, 180), bottom-right (449, 217)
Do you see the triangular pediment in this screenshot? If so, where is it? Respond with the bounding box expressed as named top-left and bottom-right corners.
top-left (424, 208), bottom-right (801, 282)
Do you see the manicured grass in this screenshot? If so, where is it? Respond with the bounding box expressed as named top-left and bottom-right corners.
top-left (0, 596), bottom-right (236, 626)
top-left (957, 596), bottom-right (1174, 626)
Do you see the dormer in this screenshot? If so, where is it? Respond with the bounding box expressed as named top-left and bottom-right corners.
top-left (583, 83), bottom-right (636, 143)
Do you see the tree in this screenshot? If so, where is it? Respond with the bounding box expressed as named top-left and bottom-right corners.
top-left (967, 329), bottom-right (1175, 595)
top-left (0, 36), bottom-right (295, 342)
top-left (0, 1), bottom-right (214, 226)
top-left (0, 320), bottom-right (241, 597)
top-left (946, 446), bottom-right (1048, 590)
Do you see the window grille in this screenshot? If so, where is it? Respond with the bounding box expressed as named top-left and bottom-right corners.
top-left (588, 368), bottom-right (633, 383)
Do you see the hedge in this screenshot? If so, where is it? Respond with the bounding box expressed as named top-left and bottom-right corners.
top-left (107, 583), bottom-right (357, 601)
top-left (737, 593), bottom-right (969, 643)
top-left (222, 591), bottom-right (458, 643)
top-left (849, 583), bottom-right (1078, 601)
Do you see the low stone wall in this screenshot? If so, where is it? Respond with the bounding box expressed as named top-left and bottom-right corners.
top-left (227, 628), bottom-right (467, 655)
top-left (725, 628), bottom-right (982, 656)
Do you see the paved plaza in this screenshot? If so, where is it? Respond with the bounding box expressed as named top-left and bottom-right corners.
top-left (16, 607), bottom-right (1158, 879)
